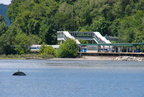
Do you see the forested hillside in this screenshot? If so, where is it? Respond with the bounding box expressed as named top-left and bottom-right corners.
top-left (0, 4), bottom-right (10, 25)
top-left (0, 0), bottom-right (144, 54)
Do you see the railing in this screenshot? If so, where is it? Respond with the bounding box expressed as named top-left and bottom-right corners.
top-left (93, 34), bottom-right (104, 43)
top-left (57, 31), bottom-right (80, 44)
top-left (57, 31), bottom-right (111, 44)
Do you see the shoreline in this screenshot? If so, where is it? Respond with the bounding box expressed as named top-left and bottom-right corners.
top-left (49, 56), bottom-right (114, 60)
top-left (50, 56), bottom-right (144, 61)
top-left (0, 55), bottom-right (143, 61)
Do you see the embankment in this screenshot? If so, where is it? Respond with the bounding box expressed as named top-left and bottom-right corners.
top-left (51, 56), bottom-right (144, 61)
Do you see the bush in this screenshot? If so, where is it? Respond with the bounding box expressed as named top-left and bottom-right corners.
top-left (39, 45), bottom-right (57, 57)
top-left (79, 40), bottom-right (88, 44)
top-left (58, 39), bottom-right (78, 58)
top-left (14, 45), bottom-right (30, 54)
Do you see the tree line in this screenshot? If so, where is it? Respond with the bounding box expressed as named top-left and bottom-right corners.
top-left (0, 0), bottom-right (144, 55)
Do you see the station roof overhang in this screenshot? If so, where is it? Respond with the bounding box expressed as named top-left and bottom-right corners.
top-left (78, 43), bottom-right (144, 46)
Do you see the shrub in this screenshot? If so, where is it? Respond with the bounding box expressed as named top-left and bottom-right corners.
top-left (79, 40), bottom-right (89, 44)
top-left (58, 39), bottom-right (78, 58)
top-left (39, 45), bottom-right (57, 57)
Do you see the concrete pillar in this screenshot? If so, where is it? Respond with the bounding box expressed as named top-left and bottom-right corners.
top-left (126, 47), bottom-right (128, 52)
top-left (132, 46), bottom-right (134, 53)
top-left (109, 46), bottom-right (111, 52)
top-left (98, 45), bottom-right (101, 52)
top-left (114, 46), bottom-right (116, 52)
top-left (103, 46), bottom-right (105, 52)
top-left (96, 46), bottom-right (98, 52)
top-left (129, 47), bottom-right (131, 52)
top-left (120, 46), bottom-right (122, 52)
top-left (118, 47), bottom-right (121, 52)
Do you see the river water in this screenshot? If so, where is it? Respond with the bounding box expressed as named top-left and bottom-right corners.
top-left (0, 59), bottom-right (144, 97)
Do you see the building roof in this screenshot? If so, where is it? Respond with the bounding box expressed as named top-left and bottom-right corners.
top-left (78, 43), bottom-right (144, 46)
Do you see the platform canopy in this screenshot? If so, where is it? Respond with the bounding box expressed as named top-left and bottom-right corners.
top-left (78, 43), bottom-right (144, 46)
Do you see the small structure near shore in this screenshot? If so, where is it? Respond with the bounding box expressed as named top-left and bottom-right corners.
top-left (13, 70), bottom-right (26, 76)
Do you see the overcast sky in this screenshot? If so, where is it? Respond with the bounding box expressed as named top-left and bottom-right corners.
top-left (0, 0), bottom-right (11, 5)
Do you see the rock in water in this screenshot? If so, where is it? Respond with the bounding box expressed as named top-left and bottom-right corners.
top-left (13, 70), bottom-right (26, 76)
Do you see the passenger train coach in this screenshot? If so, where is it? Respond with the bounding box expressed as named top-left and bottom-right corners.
top-left (30, 45), bottom-right (60, 52)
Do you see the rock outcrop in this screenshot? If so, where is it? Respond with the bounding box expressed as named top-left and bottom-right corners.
top-left (114, 56), bottom-right (144, 61)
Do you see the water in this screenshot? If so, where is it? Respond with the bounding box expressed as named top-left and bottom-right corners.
top-left (0, 60), bottom-right (144, 97)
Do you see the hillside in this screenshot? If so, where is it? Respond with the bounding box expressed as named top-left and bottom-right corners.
top-left (7, 0), bottom-right (144, 43)
top-left (0, 0), bottom-right (144, 55)
top-left (0, 4), bottom-right (10, 25)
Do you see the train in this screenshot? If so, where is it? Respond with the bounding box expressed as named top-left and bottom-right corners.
top-left (30, 45), bottom-right (59, 52)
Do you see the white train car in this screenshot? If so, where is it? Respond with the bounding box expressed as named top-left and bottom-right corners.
top-left (30, 45), bottom-right (59, 52)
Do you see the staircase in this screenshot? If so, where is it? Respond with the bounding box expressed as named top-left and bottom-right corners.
top-left (57, 31), bottom-right (111, 44)
top-left (93, 32), bottom-right (111, 44)
top-left (63, 31), bottom-right (81, 44)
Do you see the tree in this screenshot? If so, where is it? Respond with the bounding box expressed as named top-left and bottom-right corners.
top-left (7, 0), bottom-right (59, 44)
top-left (0, 16), bottom-right (11, 54)
top-left (0, 31), bottom-right (15, 54)
top-left (58, 38), bottom-right (78, 58)
top-left (0, 23), bottom-right (24, 55)
top-left (0, 15), bottom-right (7, 36)
top-left (5, 0), bottom-right (144, 47)
top-left (118, 10), bottom-right (144, 43)
top-left (14, 33), bottom-right (42, 54)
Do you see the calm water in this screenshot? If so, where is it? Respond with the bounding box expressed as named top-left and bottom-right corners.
top-left (0, 59), bottom-right (144, 97)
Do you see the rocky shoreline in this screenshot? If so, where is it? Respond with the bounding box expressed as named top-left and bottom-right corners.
top-left (82, 56), bottom-right (144, 61)
top-left (50, 56), bottom-right (144, 61)
top-left (114, 56), bottom-right (144, 61)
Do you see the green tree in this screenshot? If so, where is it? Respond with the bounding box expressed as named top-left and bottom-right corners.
top-left (0, 31), bottom-right (15, 54)
top-left (14, 33), bottom-right (42, 54)
top-left (118, 10), bottom-right (144, 43)
top-left (5, 0), bottom-right (144, 46)
top-left (7, 0), bottom-right (25, 22)
top-left (58, 38), bottom-right (78, 58)
top-left (0, 17), bottom-right (14, 55)
top-left (0, 15), bottom-right (7, 36)
top-left (0, 24), bottom-right (25, 54)
top-left (7, 0), bottom-right (58, 44)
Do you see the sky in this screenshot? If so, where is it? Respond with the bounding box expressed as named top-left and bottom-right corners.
top-left (0, 0), bottom-right (11, 5)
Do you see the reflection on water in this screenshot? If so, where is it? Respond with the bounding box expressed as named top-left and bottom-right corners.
top-left (0, 60), bottom-right (144, 97)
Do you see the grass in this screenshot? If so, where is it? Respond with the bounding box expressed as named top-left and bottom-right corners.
top-left (0, 54), bottom-right (55, 59)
